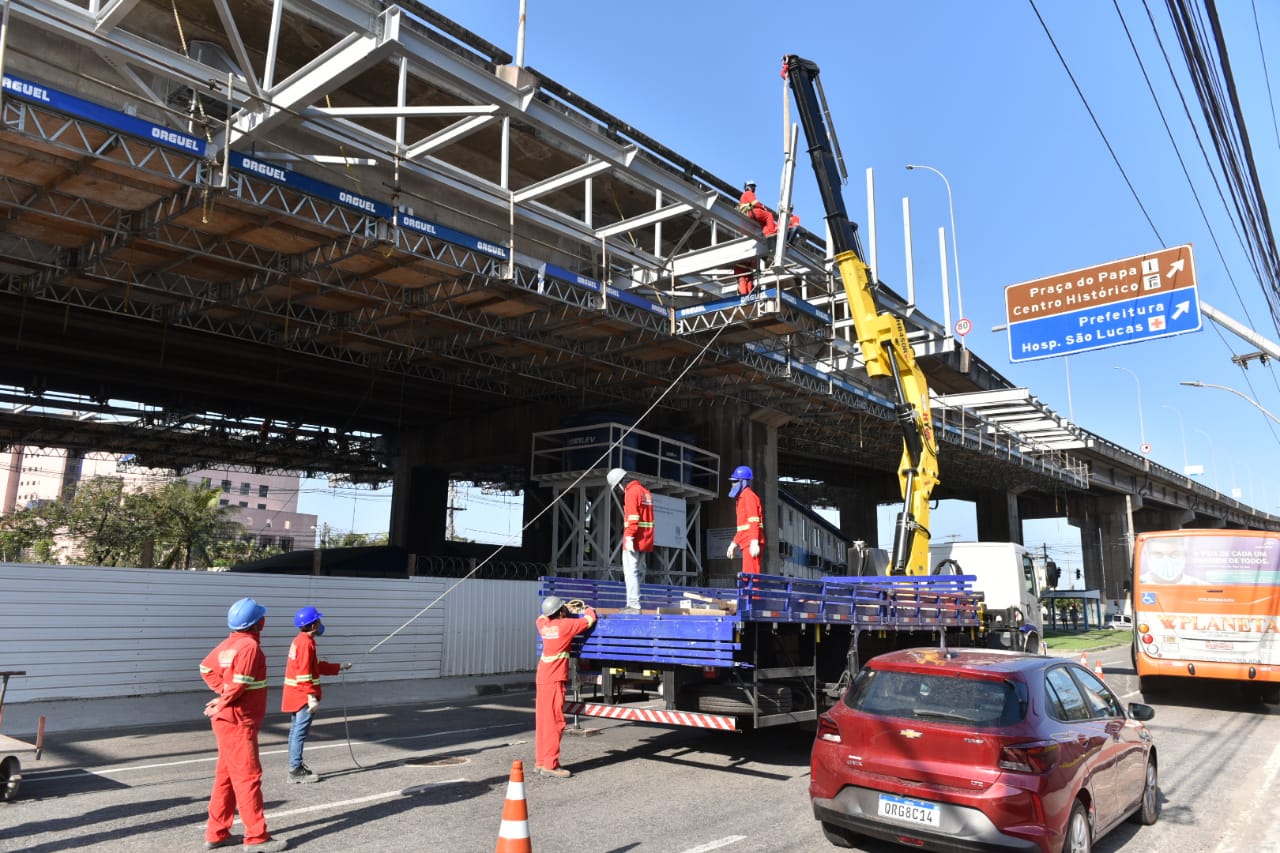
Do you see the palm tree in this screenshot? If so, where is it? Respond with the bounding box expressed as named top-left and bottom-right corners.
top-left (150, 480), bottom-right (244, 569)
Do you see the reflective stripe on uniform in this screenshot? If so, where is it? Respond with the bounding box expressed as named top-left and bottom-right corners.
top-left (284, 674), bottom-right (318, 687)
top-left (541, 651), bottom-right (571, 664)
top-left (232, 674), bottom-right (268, 689)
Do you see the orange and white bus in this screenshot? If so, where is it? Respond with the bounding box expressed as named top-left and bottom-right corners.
top-left (1132, 529), bottom-right (1280, 703)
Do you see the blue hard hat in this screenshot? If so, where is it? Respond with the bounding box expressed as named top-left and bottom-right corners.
top-left (294, 606), bottom-right (323, 629)
top-left (730, 465), bottom-right (753, 481)
top-left (228, 597), bottom-right (267, 631)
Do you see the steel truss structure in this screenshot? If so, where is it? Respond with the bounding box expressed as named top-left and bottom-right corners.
top-left (0, 0), bottom-right (1225, 523)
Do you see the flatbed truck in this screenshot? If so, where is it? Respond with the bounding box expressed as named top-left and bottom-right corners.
top-left (540, 572), bottom-right (988, 731)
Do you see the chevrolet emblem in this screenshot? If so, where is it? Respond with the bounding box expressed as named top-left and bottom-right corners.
top-left (899, 729), bottom-right (923, 739)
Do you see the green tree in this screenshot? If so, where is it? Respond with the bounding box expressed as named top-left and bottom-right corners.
top-left (148, 480), bottom-right (244, 569)
top-left (0, 499), bottom-right (62, 563)
top-left (61, 476), bottom-right (143, 566)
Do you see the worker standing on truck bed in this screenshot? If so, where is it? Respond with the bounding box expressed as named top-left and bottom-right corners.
top-left (726, 465), bottom-right (766, 574)
top-left (535, 596), bottom-right (597, 778)
top-left (607, 467), bottom-right (654, 613)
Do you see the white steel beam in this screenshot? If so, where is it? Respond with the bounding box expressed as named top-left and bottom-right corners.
top-left (512, 158), bottom-right (615, 204)
top-left (229, 7), bottom-right (403, 144)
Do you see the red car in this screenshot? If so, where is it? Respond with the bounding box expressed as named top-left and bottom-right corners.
top-left (811, 647), bottom-right (1158, 852)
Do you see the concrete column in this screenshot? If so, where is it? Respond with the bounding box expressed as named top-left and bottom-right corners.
top-left (975, 490), bottom-right (1021, 543)
top-left (1088, 494), bottom-right (1135, 603)
top-left (690, 402), bottom-right (785, 585)
top-left (387, 426), bottom-right (431, 553)
top-left (837, 490), bottom-right (880, 546)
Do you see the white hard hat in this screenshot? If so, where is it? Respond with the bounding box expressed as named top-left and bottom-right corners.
top-left (606, 467), bottom-right (627, 490)
top-left (541, 596), bottom-right (564, 617)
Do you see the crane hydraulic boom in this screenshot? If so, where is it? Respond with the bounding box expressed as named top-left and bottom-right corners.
top-left (781, 54), bottom-right (939, 575)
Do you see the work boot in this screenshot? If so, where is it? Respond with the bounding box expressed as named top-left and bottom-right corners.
top-left (536, 765), bottom-right (571, 778)
top-left (203, 837), bottom-right (241, 850)
top-left (287, 764), bottom-right (319, 784)
top-left (243, 839), bottom-right (288, 852)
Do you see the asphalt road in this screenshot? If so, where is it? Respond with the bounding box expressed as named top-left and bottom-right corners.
top-left (2, 648), bottom-right (1276, 853)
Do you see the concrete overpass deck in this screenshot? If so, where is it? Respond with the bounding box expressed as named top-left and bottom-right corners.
top-left (0, 0), bottom-right (1273, 561)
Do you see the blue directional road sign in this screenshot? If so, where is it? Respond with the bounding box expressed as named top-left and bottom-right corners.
top-left (1004, 245), bottom-right (1201, 363)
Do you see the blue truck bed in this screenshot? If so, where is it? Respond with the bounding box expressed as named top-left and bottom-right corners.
top-left (539, 573), bottom-right (986, 669)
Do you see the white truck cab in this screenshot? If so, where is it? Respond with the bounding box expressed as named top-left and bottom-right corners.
top-left (927, 541), bottom-right (1045, 651)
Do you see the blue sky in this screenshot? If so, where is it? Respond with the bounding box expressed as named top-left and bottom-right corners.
top-left (302, 1), bottom-right (1280, 574)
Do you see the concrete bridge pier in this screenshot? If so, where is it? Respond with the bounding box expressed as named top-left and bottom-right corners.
top-left (688, 403), bottom-right (786, 585)
top-left (975, 490), bottom-right (1023, 544)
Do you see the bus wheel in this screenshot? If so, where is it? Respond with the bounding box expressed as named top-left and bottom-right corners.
top-left (1245, 683), bottom-right (1280, 705)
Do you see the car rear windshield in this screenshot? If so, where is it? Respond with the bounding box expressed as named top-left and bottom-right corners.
top-left (843, 668), bottom-right (1025, 727)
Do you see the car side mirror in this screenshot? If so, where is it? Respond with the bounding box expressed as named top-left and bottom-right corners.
top-left (1128, 702), bottom-right (1155, 722)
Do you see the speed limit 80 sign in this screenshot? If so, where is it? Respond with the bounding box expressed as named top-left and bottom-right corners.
top-left (955, 318), bottom-right (972, 337)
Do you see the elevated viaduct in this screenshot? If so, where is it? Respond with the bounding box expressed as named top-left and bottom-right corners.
top-left (0, 0), bottom-right (1273, 599)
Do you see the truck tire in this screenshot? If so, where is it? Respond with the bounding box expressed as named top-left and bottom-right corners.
top-left (0, 756), bottom-right (20, 802)
top-left (694, 684), bottom-right (791, 715)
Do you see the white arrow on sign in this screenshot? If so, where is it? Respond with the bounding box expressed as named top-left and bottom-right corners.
top-left (1172, 300), bottom-right (1190, 320)
top-left (1166, 259), bottom-right (1185, 278)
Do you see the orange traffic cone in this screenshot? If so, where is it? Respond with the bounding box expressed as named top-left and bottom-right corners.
top-left (1079, 652), bottom-right (1088, 667)
top-left (1094, 659), bottom-right (1105, 680)
top-left (496, 759), bottom-right (532, 853)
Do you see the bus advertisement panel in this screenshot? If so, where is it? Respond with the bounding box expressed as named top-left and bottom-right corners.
top-left (1133, 529), bottom-right (1280, 703)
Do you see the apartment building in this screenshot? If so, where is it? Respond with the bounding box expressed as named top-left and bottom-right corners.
top-left (0, 446), bottom-right (316, 554)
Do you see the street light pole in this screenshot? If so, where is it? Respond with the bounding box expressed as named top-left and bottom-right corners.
top-left (1194, 428), bottom-right (1219, 491)
top-left (1161, 403), bottom-right (1189, 473)
top-left (905, 164), bottom-right (963, 322)
top-left (1181, 380), bottom-right (1280, 426)
top-left (1113, 365), bottom-right (1146, 449)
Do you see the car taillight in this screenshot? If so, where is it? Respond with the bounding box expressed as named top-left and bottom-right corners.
top-left (815, 713), bottom-right (842, 744)
top-left (998, 740), bottom-right (1060, 773)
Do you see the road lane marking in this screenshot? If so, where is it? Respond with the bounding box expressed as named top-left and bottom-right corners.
top-left (244, 779), bottom-right (468, 823)
top-left (27, 724), bottom-right (524, 780)
top-left (680, 838), bottom-right (747, 852)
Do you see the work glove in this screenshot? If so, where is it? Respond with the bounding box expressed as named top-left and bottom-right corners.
top-left (307, 695), bottom-right (319, 711)
top-left (341, 662), bottom-right (352, 671)
top-left (749, 540), bottom-right (760, 558)
top-left (624, 536), bottom-right (635, 553)
top-left (726, 542), bottom-right (737, 559)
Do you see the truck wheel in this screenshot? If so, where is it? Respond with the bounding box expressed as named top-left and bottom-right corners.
top-left (0, 756), bottom-right (21, 803)
top-left (695, 684), bottom-right (791, 715)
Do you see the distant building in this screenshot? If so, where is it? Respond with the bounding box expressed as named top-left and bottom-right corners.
top-left (0, 446), bottom-right (316, 555)
top-left (776, 488), bottom-right (853, 578)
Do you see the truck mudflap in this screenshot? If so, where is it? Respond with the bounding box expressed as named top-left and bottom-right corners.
top-left (565, 700), bottom-right (739, 731)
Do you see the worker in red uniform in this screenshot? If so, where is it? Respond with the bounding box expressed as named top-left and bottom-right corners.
top-left (725, 465), bottom-right (766, 574)
top-left (535, 595), bottom-right (597, 778)
top-left (281, 606), bottom-right (350, 784)
top-left (199, 598), bottom-right (287, 853)
top-left (738, 181), bottom-right (778, 237)
top-left (607, 467), bottom-right (654, 612)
